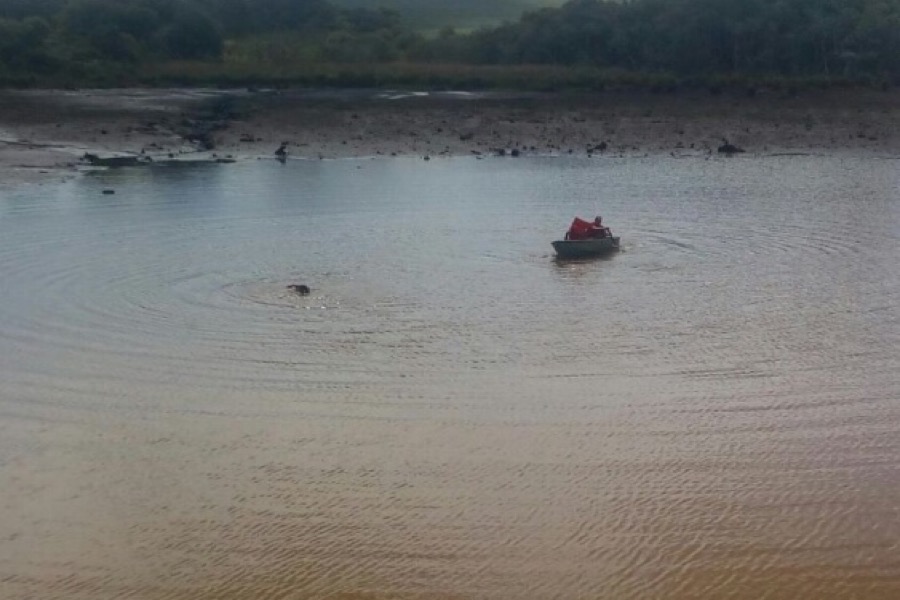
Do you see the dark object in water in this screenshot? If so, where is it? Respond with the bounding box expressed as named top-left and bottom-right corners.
top-left (717, 139), bottom-right (745, 154)
top-left (102, 189), bottom-right (115, 195)
top-left (287, 284), bottom-right (310, 295)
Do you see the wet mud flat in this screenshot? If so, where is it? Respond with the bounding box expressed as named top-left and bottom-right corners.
top-left (229, 86), bottom-right (900, 159)
top-left (1, 86), bottom-right (899, 187)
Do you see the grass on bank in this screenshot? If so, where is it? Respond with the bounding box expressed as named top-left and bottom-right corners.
top-left (2, 58), bottom-right (888, 94)
top-left (137, 60), bottom-right (884, 94)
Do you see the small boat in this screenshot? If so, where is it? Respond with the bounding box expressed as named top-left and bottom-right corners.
top-left (552, 235), bottom-right (620, 258)
top-left (552, 216), bottom-right (620, 258)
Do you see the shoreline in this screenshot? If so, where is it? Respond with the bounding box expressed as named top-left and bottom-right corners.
top-left (2, 86), bottom-right (899, 188)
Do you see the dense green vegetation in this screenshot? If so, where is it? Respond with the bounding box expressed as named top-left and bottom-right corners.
top-left (331, 0), bottom-right (560, 30)
top-left (0, 0), bottom-right (898, 88)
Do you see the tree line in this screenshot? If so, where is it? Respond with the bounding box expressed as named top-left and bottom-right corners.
top-left (1, 0), bottom-right (898, 86)
top-left (447, 0), bottom-right (900, 79)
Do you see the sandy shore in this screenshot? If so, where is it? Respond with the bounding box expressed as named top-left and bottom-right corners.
top-left (2, 86), bottom-right (899, 188)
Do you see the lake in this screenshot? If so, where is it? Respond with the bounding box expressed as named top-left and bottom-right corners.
top-left (1, 154), bottom-right (898, 599)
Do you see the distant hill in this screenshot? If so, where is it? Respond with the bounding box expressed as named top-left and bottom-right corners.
top-left (331, 0), bottom-right (564, 30)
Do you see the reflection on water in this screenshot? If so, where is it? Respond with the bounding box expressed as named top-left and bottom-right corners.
top-left (1, 155), bottom-right (898, 599)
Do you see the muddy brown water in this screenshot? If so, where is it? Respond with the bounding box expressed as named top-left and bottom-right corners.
top-left (1, 154), bottom-right (898, 599)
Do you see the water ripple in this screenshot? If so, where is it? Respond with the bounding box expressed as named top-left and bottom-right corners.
top-left (1, 155), bottom-right (899, 599)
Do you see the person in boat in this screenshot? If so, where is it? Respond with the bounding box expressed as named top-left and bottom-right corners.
top-left (565, 216), bottom-right (609, 240)
top-left (585, 216), bottom-right (612, 239)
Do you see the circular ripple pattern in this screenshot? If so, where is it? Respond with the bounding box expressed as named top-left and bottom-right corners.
top-left (1, 155), bottom-right (899, 600)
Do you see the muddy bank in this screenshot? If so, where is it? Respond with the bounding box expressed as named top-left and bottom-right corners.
top-left (226, 87), bottom-right (900, 160)
top-left (1, 86), bottom-right (899, 187)
top-left (0, 89), bottom-right (220, 187)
